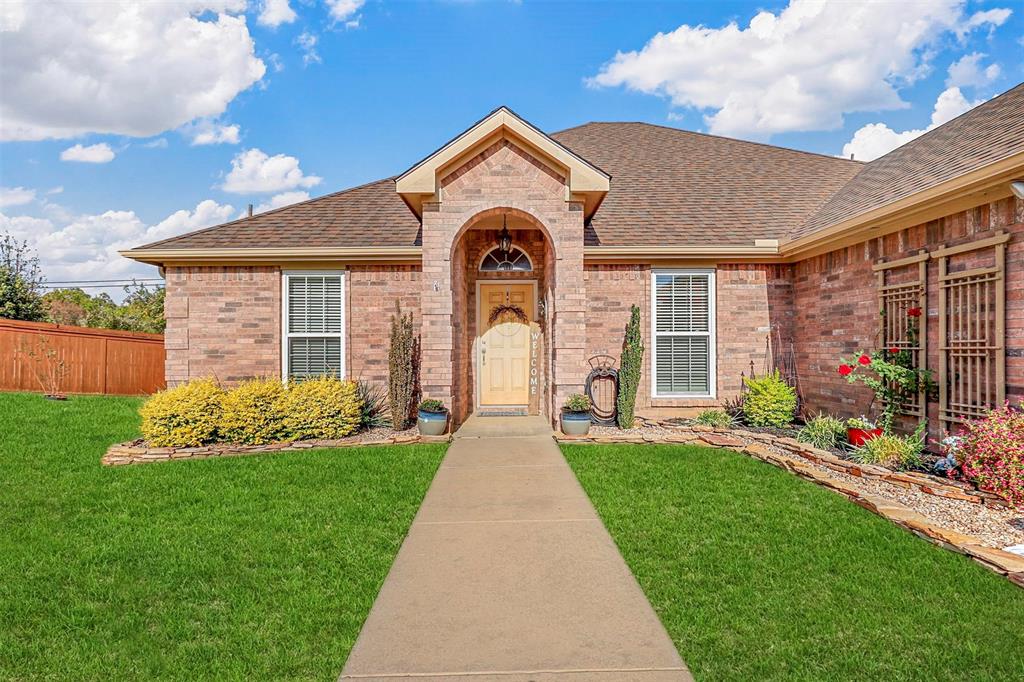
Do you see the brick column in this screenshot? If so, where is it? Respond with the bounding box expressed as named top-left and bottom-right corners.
top-left (550, 202), bottom-right (588, 420)
top-left (419, 201), bottom-right (455, 407)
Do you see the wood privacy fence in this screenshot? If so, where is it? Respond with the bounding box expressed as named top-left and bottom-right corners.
top-left (0, 319), bottom-right (165, 395)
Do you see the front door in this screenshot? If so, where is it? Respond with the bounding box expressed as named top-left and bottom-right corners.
top-left (478, 282), bottom-right (534, 407)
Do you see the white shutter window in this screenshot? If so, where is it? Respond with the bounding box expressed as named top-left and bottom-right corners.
top-left (651, 270), bottom-right (716, 398)
top-left (282, 271), bottom-right (345, 380)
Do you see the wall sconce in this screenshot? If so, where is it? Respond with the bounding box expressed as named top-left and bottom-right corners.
top-left (497, 215), bottom-right (512, 254)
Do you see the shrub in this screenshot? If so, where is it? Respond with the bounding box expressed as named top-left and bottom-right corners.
top-left (695, 409), bottom-right (734, 428)
top-left (616, 304), bottom-right (644, 429)
top-left (564, 393), bottom-right (591, 413)
top-left (851, 424), bottom-right (926, 471)
top-left (219, 378), bottom-right (287, 445)
top-left (355, 380), bottom-right (390, 429)
top-left (846, 416), bottom-right (877, 430)
top-left (741, 370), bottom-right (797, 428)
top-left (797, 414), bottom-right (846, 450)
top-left (388, 301), bottom-right (416, 430)
top-left (956, 403), bottom-right (1024, 508)
top-left (280, 376), bottom-right (362, 441)
top-left (418, 398), bottom-right (446, 414)
top-left (140, 378), bottom-right (224, 447)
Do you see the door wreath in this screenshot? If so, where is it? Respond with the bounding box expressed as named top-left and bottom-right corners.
top-left (488, 304), bottom-right (528, 325)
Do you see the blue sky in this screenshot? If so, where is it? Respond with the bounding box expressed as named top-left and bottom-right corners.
top-left (0, 0), bottom-right (1021, 296)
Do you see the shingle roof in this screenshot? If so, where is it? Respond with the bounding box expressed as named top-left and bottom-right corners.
top-left (794, 82), bottom-right (1024, 240)
top-left (136, 177), bottom-right (421, 250)
top-left (550, 123), bottom-right (861, 246)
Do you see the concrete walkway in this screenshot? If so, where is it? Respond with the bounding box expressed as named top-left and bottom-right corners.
top-left (340, 416), bottom-right (691, 681)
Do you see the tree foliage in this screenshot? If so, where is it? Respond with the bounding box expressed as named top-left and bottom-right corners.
top-left (43, 283), bottom-right (165, 333)
top-left (616, 304), bottom-right (644, 429)
top-left (0, 233), bottom-right (45, 321)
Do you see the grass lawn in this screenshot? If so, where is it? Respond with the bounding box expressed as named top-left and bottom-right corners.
top-left (563, 443), bottom-right (1024, 682)
top-left (0, 392), bottom-right (445, 680)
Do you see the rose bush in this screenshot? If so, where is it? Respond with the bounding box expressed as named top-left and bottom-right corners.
top-left (954, 403), bottom-right (1024, 508)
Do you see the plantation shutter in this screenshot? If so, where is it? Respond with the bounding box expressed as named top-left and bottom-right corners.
top-left (283, 272), bottom-right (345, 380)
top-left (652, 271), bottom-right (715, 397)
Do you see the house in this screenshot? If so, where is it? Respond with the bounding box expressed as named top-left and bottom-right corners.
top-left (123, 84), bottom-right (1024, 431)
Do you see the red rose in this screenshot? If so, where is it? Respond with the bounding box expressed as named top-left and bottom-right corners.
top-left (889, 346), bottom-right (899, 353)
top-left (907, 307), bottom-right (922, 317)
top-left (838, 364), bottom-right (853, 376)
top-left (858, 354), bottom-right (871, 366)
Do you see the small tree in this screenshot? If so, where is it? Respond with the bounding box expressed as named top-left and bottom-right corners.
top-left (17, 337), bottom-right (70, 397)
top-left (0, 233), bottom-right (45, 321)
top-left (388, 300), bottom-right (416, 430)
top-left (616, 304), bottom-right (644, 429)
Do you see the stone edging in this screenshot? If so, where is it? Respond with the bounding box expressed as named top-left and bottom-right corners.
top-left (102, 433), bottom-right (451, 466)
top-left (555, 427), bottom-right (1024, 588)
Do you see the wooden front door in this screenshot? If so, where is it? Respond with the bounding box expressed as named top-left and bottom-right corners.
top-left (478, 282), bottom-right (534, 407)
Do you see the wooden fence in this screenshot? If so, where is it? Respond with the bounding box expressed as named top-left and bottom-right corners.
top-left (0, 319), bottom-right (165, 396)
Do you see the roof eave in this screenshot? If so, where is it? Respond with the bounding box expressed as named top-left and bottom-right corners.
top-left (120, 246), bottom-right (423, 267)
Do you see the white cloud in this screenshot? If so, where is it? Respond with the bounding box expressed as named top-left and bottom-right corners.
top-left (588, 0), bottom-right (1011, 138)
top-left (0, 186), bottom-right (36, 208)
top-left (187, 120), bottom-right (241, 146)
top-left (142, 138), bottom-right (169, 149)
top-left (244, 190), bottom-right (311, 217)
top-left (296, 31), bottom-right (321, 65)
top-left (221, 148), bottom-right (322, 194)
top-left (46, 186), bottom-right (63, 195)
top-left (60, 143), bottom-right (115, 163)
top-left (257, 0), bottom-right (296, 28)
top-left (326, 0), bottom-right (364, 26)
top-left (841, 86), bottom-right (982, 161)
top-left (0, 200), bottom-right (234, 286)
top-left (946, 52), bottom-right (1000, 88)
top-left (0, 1), bottom-right (265, 141)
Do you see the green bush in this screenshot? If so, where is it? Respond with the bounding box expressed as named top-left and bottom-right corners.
top-left (355, 380), bottom-right (390, 429)
top-left (695, 409), bottom-right (734, 428)
top-left (140, 378), bottom-right (224, 447)
top-left (741, 370), bottom-right (797, 428)
top-left (797, 414), bottom-right (846, 450)
top-left (417, 398), bottom-right (446, 414)
top-left (219, 378), bottom-right (287, 445)
top-left (280, 376), bottom-right (362, 441)
top-left (852, 424), bottom-right (926, 471)
top-left (616, 304), bottom-right (644, 429)
top-left (564, 393), bottom-right (591, 413)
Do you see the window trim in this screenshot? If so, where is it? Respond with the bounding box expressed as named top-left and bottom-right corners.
top-left (280, 269), bottom-right (346, 382)
top-left (650, 268), bottom-right (717, 399)
top-left (478, 244), bottom-right (534, 272)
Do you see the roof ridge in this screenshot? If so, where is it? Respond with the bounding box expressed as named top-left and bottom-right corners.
top-left (135, 176), bottom-right (399, 251)
top-left (554, 121), bottom-right (865, 166)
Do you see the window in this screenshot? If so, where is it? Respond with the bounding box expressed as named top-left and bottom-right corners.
top-left (651, 269), bottom-right (716, 398)
top-left (479, 245), bottom-right (532, 272)
top-left (282, 271), bottom-right (345, 380)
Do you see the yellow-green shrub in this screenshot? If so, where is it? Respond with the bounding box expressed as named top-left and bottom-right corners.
top-left (741, 370), bottom-right (797, 428)
top-left (219, 378), bottom-right (288, 444)
top-left (140, 378), bottom-right (224, 447)
top-left (280, 376), bottom-right (362, 440)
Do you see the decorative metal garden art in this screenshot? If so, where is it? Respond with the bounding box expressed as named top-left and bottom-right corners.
top-left (585, 355), bottom-right (619, 426)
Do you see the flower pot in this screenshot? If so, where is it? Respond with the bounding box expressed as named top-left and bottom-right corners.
top-left (847, 427), bottom-right (882, 446)
top-left (561, 411), bottom-right (591, 436)
top-left (417, 410), bottom-right (448, 436)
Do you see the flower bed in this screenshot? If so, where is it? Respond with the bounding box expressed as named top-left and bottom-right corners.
top-left (559, 422), bottom-right (1024, 588)
top-left (102, 427), bottom-right (446, 466)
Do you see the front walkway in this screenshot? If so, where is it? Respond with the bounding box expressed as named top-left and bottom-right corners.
top-left (340, 416), bottom-right (691, 681)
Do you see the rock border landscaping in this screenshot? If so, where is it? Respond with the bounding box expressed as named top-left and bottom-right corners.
top-left (102, 432), bottom-right (451, 466)
top-left (556, 425), bottom-right (1024, 588)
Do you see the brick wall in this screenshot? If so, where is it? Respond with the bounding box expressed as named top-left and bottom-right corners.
top-left (583, 263), bottom-right (792, 418)
top-left (347, 265), bottom-right (421, 387)
top-left (164, 266), bottom-right (280, 385)
top-left (794, 195), bottom-right (1024, 427)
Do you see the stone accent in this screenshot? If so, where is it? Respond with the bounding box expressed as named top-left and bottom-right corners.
top-left (102, 432), bottom-right (450, 466)
top-left (554, 426), bottom-right (1022, 587)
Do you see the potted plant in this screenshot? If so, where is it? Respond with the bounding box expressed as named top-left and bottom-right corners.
top-left (846, 416), bottom-right (882, 446)
top-left (416, 399), bottom-right (448, 436)
top-left (561, 393), bottom-right (592, 436)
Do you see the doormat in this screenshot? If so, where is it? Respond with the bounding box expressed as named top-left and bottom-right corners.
top-left (476, 410), bottom-right (528, 417)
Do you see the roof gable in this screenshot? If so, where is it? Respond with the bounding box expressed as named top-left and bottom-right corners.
top-left (395, 106), bottom-right (610, 217)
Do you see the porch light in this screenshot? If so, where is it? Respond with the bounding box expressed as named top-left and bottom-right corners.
top-left (1011, 180), bottom-right (1024, 200)
top-left (498, 216), bottom-right (512, 254)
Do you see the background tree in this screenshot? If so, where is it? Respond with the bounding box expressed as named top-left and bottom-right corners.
top-left (388, 300), bottom-right (416, 430)
top-left (0, 233), bottom-right (45, 321)
top-left (616, 304), bottom-right (644, 429)
top-left (43, 283), bottom-right (165, 333)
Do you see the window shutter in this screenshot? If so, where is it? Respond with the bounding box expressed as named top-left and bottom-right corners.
top-left (653, 271), bottom-right (715, 397)
top-left (288, 338), bottom-right (343, 379)
top-left (283, 272), bottom-right (345, 381)
top-left (288, 275), bottom-right (342, 334)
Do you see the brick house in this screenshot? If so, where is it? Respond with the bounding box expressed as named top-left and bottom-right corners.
top-left (124, 85), bottom-right (1024, 431)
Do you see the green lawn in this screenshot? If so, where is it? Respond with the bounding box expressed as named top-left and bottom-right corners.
top-left (0, 392), bottom-right (445, 680)
top-left (563, 443), bottom-right (1024, 682)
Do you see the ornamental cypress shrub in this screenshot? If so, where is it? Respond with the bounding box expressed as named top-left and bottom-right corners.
top-left (616, 304), bottom-right (644, 429)
top-left (388, 300), bottom-right (416, 430)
